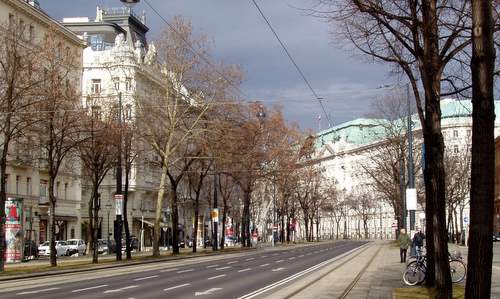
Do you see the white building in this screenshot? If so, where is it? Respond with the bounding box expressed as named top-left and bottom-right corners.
top-left (0, 0), bottom-right (85, 245)
top-left (63, 6), bottom-right (169, 247)
top-left (312, 99), bottom-right (500, 240)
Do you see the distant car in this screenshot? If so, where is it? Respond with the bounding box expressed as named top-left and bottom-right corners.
top-left (224, 236), bottom-right (237, 247)
top-left (38, 241), bottom-right (69, 257)
top-left (66, 239), bottom-right (86, 255)
top-left (178, 240), bottom-right (185, 248)
top-left (121, 237), bottom-right (139, 252)
top-left (98, 239), bottom-right (117, 254)
top-left (493, 234), bottom-right (500, 242)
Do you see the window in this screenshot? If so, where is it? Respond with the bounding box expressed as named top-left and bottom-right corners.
top-left (453, 145), bottom-right (459, 154)
top-left (64, 183), bottom-right (68, 200)
top-left (125, 78), bottom-right (132, 91)
top-left (16, 176), bottom-right (20, 195)
top-left (125, 104), bottom-right (132, 120)
top-left (8, 14), bottom-right (14, 29)
top-left (27, 177), bottom-right (32, 196)
top-left (56, 181), bottom-right (60, 198)
top-left (91, 105), bottom-right (101, 119)
top-left (453, 130), bottom-right (459, 138)
top-left (113, 77), bottom-right (120, 91)
top-left (467, 130), bottom-right (471, 137)
top-left (39, 180), bottom-right (48, 198)
top-left (91, 79), bottom-right (101, 94)
top-left (4, 174), bottom-right (8, 193)
top-left (29, 25), bottom-right (34, 42)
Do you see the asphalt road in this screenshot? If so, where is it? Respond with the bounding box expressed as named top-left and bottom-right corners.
top-left (0, 241), bottom-right (367, 299)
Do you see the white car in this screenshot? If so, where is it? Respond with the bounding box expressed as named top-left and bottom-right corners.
top-left (66, 239), bottom-right (86, 255)
top-left (38, 241), bottom-right (70, 257)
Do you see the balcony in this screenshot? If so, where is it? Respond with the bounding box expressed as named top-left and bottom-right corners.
top-left (38, 196), bottom-right (49, 205)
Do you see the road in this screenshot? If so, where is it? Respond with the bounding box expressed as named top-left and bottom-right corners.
top-left (0, 241), bottom-right (367, 299)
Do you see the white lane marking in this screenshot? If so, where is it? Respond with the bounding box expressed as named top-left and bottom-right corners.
top-left (177, 269), bottom-right (194, 273)
top-left (72, 285), bottom-right (108, 293)
top-left (272, 253), bottom-right (279, 256)
top-left (288, 257), bottom-right (296, 260)
top-left (276, 260), bottom-right (284, 263)
top-left (160, 268), bottom-right (179, 272)
top-left (164, 283), bottom-right (190, 291)
top-left (208, 274), bottom-right (226, 280)
top-left (299, 255), bottom-right (305, 257)
top-left (228, 261), bottom-right (238, 264)
top-left (134, 275), bottom-right (158, 281)
top-left (238, 268), bottom-right (252, 273)
top-left (307, 253), bottom-right (312, 256)
top-left (272, 267), bottom-right (286, 272)
top-left (260, 263), bottom-right (270, 267)
top-left (237, 244), bottom-right (368, 299)
top-left (17, 288), bottom-right (60, 295)
top-left (104, 285), bottom-right (139, 294)
top-left (246, 258), bottom-right (255, 261)
top-left (261, 255), bottom-right (268, 258)
top-left (207, 264), bottom-right (219, 268)
top-left (216, 266), bottom-right (231, 270)
top-left (195, 287), bottom-right (222, 296)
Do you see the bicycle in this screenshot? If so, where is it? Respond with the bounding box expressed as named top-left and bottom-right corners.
top-left (402, 250), bottom-right (466, 285)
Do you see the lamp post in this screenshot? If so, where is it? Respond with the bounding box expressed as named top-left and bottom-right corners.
top-left (105, 203), bottom-right (112, 254)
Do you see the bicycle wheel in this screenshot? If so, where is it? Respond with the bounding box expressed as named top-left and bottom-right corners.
top-left (449, 259), bottom-right (466, 283)
top-left (403, 262), bottom-right (425, 286)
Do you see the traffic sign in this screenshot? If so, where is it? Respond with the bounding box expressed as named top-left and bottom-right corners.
top-left (463, 216), bottom-right (469, 224)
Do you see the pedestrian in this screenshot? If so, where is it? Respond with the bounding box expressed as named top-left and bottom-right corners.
top-left (398, 228), bottom-right (411, 263)
top-left (412, 229), bottom-right (425, 257)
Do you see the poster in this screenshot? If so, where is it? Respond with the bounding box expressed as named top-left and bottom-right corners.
top-left (5, 198), bottom-right (23, 263)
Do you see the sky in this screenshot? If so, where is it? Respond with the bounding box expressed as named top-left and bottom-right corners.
top-left (41, 0), bottom-right (394, 132)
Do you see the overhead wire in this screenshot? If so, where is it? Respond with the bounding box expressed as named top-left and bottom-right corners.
top-left (249, 0), bottom-right (333, 128)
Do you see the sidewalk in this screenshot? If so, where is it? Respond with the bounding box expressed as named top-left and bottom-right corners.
top-left (269, 240), bottom-right (500, 299)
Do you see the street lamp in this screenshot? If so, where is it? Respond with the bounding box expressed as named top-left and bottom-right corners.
top-left (105, 203), bottom-right (112, 254)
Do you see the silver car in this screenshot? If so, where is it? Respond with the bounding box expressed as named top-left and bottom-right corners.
top-left (66, 239), bottom-right (86, 255)
top-left (38, 241), bottom-right (70, 257)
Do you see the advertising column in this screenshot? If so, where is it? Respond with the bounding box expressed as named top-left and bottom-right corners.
top-left (5, 198), bottom-right (23, 263)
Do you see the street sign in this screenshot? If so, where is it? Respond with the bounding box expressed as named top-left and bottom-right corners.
top-left (211, 208), bottom-right (219, 223)
top-left (114, 194), bottom-right (123, 215)
top-left (406, 188), bottom-right (417, 210)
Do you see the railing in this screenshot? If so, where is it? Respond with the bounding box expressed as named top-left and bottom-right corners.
top-left (102, 7), bottom-right (142, 24)
top-left (38, 196), bottom-right (49, 205)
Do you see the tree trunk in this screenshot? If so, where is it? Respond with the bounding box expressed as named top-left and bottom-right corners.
top-left (49, 175), bottom-right (57, 266)
top-left (170, 186), bottom-right (179, 255)
top-left (420, 1), bottom-right (451, 295)
top-left (465, 1), bottom-right (495, 297)
top-left (0, 134), bottom-right (10, 272)
top-left (153, 165), bottom-right (168, 257)
top-left (193, 198), bottom-right (199, 253)
top-left (241, 190), bottom-right (251, 247)
top-left (459, 206), bottom-right (465, 246)
top-left (92, 188), bottom-right (99, 264)
top-left (88, 192), bottom-right (95, 263)
top-left (220, 204), bottom-right (227, 250)
top-left (123, 163), bottom-right (131, 260)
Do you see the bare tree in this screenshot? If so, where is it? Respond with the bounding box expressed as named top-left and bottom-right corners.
top-left (79, 108), bottom-right (118, 263)
top-left (0, 19), bottom-right (41, 271)
top-left (35, 29), bottom-right (83, 266)
top-left (466, 1), bottom-right (497, 297)
top-left (310, 1), bottom-right (482, 293)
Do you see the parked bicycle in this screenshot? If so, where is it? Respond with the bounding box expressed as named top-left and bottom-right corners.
top-left (403, 249), bottom-right (466, 285)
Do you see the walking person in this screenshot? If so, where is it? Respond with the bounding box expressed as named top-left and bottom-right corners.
top-left (412, 229), bottom-right (425, 257)
top-left (398, 228), bottom-right (411, 263)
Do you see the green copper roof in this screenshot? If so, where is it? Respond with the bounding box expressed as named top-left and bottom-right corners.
top-left (315, 99), bottom-right (500, 149)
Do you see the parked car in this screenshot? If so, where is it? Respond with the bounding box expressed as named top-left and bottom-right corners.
top-left (178, 240), bottom-right (185, 248)
top-left (38, 241), bottom-right (70, 257)
top-left (121, 236), bottom-right (139, 251)
top-left (493, 234), bottom-right (500, 242)
top-left (66, 239), bottom-right (86, 255)
top-left (224, 236), bottom-right (237, 247)
top-left (24, 240), bottom-right (39, 258)
top-left (98, 239), bottom-right (116, 254)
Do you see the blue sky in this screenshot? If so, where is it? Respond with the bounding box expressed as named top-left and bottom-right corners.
top-left (42, 0), bottom-right (394, 131)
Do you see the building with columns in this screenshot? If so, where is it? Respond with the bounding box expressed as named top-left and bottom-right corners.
top-left (311, 99), bottom-right (500, 240)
